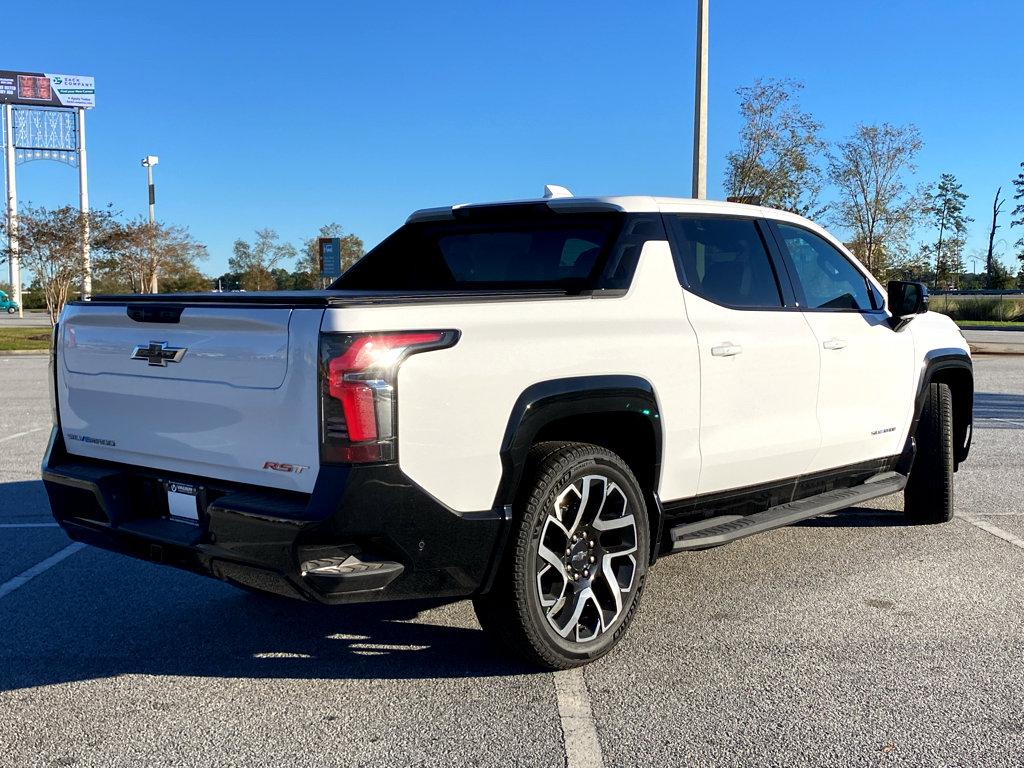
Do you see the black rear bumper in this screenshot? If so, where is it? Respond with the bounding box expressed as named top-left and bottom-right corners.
top-left (42, 430), bottom-right (508, 604)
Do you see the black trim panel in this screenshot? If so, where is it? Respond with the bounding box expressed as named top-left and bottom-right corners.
top-left (494, 376), bottom-right (663, 510)
top-left (42, 429), bottom-right (506, 605)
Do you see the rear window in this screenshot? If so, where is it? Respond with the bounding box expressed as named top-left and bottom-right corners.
top-left (332, 209), bottom-right (622, 292)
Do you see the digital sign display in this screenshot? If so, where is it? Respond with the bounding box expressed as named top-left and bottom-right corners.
top-left (0, 71), bottom-right (95, 108)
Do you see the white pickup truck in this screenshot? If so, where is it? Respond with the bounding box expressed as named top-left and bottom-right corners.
top-left (43, 190), bottom-right (973, 669)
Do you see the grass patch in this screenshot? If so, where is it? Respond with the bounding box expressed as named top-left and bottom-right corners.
top-left (0, 326), bottom-right (53, 351)
top-left (930, 295), bottom-right (1024, 322)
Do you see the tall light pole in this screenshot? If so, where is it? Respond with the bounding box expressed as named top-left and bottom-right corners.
top-left (141, 155), bottom-right (158, 292)
top-left (691, 0), bottom-right (709, 200)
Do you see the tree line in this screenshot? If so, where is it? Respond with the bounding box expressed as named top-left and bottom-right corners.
top-left (725, 78), bottom-right (1024, 290)
top-left (0, 208), bottom-right (363, 323)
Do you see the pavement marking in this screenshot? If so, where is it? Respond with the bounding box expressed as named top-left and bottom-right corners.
top-left (962, 515), bottom-right (1024, 550)
top-left (0, 523), bottom-right (60, 528)
top-left (0, 426), bottom-right (48, 444)
top-left (0, 542), bottom-right (84, 601)
top-left (986, 417), bottom-right (1024, 428)
top-left (553, 667), bottom-right (604, 768)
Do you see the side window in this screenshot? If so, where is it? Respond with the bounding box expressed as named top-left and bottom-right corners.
top-left (774, 223), bottom-right (875, 311)
top-left (667, 216), bottom-right (783, 308)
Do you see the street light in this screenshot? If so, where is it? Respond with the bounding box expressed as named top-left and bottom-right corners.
top-left (141, 155), bottom-right (158, 225)
top-left (141, 155), bottom-right (159, 292)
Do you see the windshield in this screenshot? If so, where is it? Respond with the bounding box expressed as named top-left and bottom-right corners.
top-left (332, 209), bottom-right (623, 292)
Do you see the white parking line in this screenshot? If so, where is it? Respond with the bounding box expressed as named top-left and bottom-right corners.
top-left (553, 667), bottom-right (604, 768)
top-left (962, 515), bottom-right (1024, 550)
top-left (0, 426), bottom-right (48, 444)
top-left (0, 542), bottom-right (84, 601)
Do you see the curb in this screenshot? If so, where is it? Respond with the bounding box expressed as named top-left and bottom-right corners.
top-left (968, 344), bottom-right (1024, 355)
top-left (0, 349), bottom-right (48, 357)
top-left (957, 324), bottom-right (1024, 332)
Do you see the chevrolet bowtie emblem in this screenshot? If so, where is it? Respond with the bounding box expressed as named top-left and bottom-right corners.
top-left (131, 341), bottom-right (187, 366)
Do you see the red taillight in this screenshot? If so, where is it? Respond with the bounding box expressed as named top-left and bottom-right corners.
top-left (319, 330), bottom-right (456, 464)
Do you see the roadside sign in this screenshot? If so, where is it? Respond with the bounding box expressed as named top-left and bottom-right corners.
top-left (319, 237), bottom-right (342, 278)
top-left (0, 71), bottom-right (95, 108)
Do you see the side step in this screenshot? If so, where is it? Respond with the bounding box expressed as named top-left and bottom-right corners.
top-left (670, 472), bottom-right (906, 551)
top-left (300, 555), bottom-right (404, 594)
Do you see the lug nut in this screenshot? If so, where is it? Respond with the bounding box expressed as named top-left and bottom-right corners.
top-left (589, 540), bottom-right (595, 547)
top-left (589, 555), bottom-right (596, 563)
top-left (584, 569), bottom-right (590, 577)
top-left (565, 549), bottom-right (571, 556)
top-left (571, 535), bottom-right (578, 543)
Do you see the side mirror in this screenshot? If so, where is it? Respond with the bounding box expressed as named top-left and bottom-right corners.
top-left (887, 280), bottom-right (929, 331)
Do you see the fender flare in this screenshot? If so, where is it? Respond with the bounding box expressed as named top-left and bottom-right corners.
top-left (909, 349), bottom-right (974, 467)
top-left (492, 375), bottom-right (663, 509)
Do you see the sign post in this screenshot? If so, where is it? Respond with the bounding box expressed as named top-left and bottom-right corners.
top-left (3, 103), bottom-right (20, 317)
top-left (0, 70), bottom-right (95, 306)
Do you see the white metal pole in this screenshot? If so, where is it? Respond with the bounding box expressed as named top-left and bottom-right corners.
top-left (147, 163), bottom-right (157, 292)
top-left (3, 104), bottom-right (22, 318)
top-left (691, 0), bottom-right (709, 200)
top-left (147, 164), bottom-right (155, 225)
top-left (77, 107), bottom-right (91, 300)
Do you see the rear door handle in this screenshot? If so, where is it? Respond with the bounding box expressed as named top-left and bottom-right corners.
top-left (823, 337), bottom-right (848, 350)
top-left (711, 343), bottom-right (743, 357)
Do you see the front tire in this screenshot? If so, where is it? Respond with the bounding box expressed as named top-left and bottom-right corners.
top-left (6, 307), bottom-right (14, 315)
top-left (474, 442), bottom-right (650, 669)
top-left (904, 382), bottom-right (955, 524)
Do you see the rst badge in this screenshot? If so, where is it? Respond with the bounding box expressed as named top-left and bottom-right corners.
top-left (263, 461), bottom-right (309, 474)
top-left (131, 341), bottom-right (187, 366)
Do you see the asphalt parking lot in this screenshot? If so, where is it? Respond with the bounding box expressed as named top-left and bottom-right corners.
top-left (1, 354), bottom-right (1022, 767)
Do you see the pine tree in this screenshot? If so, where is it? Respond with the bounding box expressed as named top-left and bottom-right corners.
top-left (1011, 162), bottom-right (1024, 276)
top-left (924, 173), bottom-right (972, 288)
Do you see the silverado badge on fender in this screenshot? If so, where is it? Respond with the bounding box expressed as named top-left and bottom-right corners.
top-left (130, 341), bottom-right (187, 366)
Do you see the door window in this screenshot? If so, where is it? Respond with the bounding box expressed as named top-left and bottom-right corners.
top-left (667, 216), bottom-right (783, 308)
top-left (774, 223), bottom-right (876, 311)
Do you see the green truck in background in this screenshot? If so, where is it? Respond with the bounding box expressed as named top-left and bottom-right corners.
top-left (0, 290), bottom-right (19, 314)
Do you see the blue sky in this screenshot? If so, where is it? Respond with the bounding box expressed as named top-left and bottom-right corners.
top-left (4, 0), bottom-right (1023, 277)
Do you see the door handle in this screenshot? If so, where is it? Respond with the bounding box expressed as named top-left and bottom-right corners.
top-left (711, 343), bottom-right (743, 357)
top-left (823, 337), bottom-right (848, 350)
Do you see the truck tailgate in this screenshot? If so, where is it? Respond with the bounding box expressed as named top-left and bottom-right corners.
top-left (56, 303), bottom-right (323, 493)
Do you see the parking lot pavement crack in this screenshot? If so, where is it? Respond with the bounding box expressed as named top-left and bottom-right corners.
top-left (0, 542), bottom-right (85, 600)
top-left (553, 667), bottom-right (604, 768)
top-left (961, 515), bottom-right (1024, 551)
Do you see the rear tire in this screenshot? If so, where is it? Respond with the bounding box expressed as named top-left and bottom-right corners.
top-left (6, 307), bottom-right (14, 314)
top-left (904, 382), bottom-right (955, 524)
top-left (473, 441), bottom-right (649, 670)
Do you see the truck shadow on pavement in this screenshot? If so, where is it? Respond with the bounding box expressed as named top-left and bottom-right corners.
top-left (973, 391), bottom-right (1024, 427)
top-left (0, 481), bottom-right (536, 690)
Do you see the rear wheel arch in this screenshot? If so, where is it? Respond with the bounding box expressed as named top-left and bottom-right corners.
top-left (494, 376), bottom-right (664, 564)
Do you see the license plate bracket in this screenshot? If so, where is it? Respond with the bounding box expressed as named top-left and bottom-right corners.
top-left (165, 480), bottom-right (201, 525)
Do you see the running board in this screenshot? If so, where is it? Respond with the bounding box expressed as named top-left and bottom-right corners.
top-left (670, 472), bottom-right (907, 551)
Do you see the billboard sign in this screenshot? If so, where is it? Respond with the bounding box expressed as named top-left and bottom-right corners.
top-left (319, 237), bottom-right (342, 278)
top-left (0, 71), bottom-right (95, 109)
